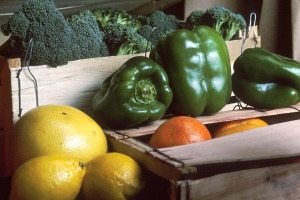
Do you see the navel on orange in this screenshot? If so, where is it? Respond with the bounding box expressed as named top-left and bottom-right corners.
top-left (148, 116), bottom-right (212, 148)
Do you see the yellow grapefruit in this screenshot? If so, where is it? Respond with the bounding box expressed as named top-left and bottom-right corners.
top-left (10, 104), bottom-right (107, 173)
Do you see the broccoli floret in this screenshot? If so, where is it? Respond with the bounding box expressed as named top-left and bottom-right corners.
top-left (185, 10), bottom-right (205, 30)
top-left (67, 10), bottom-right (109, 58)
top-left (185, 6), bottom-right (246, 41)
top-left (93, 8), bottom-right (141, 31)
top-left (222, 13), bottom-right (246, 41)
top-left (93, 8), bottom-right (114, 29)
top-left (0, 0), bottom-right (80, 67)
top-left (103, 23), bottom-right (152, 56)
top-left (0, 0), bottom-right (108, 67)
top-left (137, 10), bottom-right (179, 46)
top-left (202, 6), bottom-right (230, 35)
top-left (116, 32), bottom-right (151, 56)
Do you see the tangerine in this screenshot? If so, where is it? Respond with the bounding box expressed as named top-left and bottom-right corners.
top-left (148, 116), bottom-right (212, 148)
top-left (213, 118), bottom-right (268, 138)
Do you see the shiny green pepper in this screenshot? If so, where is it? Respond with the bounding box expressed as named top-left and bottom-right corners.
top-left (150, 25), bottom-right (232, 116)
top-left (232, 47), bottom-right (300, 109)
top-left (92, 56), bottom-right (173, 129)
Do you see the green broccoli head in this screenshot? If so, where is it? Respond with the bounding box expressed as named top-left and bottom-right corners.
top-left (103, 22), bottom-right (152, 56)
top-left (148, 10), bottom-right (179, 33)
top-left (137, 11), bottom-right (179, 46)
top-left (9, 0), bottom-right (80, 67)
top-left (93, 8), bottom-right (141, 31)
top-left (184, 6), bottom-right (246, 41)
top-left (93, 8), bottom-right (115, 29)
top-left (116, 31), bottom-right (152, 56)
top-left (202, 6), bottom-right (230, 35)
top-left (67, 10), bottom-right (109, 58)
top-left (223, 13), bottom-right (247, 41)
top-left (102, 23), bottom-right (127, 54)
top-left (0, 0), bottom-right (108, 67)
top-left (185, 10), bottom-right (205, 30)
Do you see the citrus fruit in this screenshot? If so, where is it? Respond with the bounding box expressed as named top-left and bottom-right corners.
top-left (213, 118), bottom-right (268, 138)
top-left (148, 116), bottom-right (212, 148)
top-left (9, 155), bottom-right (86, 200)
top-left (10, 104), bottom-right (107, 173)
top-left (80, 152), bottom-right (144, 200)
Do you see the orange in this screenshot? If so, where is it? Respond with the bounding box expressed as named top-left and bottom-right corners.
top-left (213, 118), bottom-right (268, 138)
top-left (148, 116), bottom-right (212, 148)
top-left (10, 104), bottom-right (108, 174)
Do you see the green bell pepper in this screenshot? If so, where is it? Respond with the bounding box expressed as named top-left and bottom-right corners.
top-left (232, 47), bottom-right (300, 109)
top-left (150, 25), bottom-right (232, 116)
top-left (92, 56), bottom-right (173, 129)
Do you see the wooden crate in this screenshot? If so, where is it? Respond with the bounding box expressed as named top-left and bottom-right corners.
top-left (0, 29), bottom-right (259, 177)
top-left (105, 110), bottom-right (300, 200)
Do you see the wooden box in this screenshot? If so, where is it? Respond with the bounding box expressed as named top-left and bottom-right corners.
top-left (105, 101), bottom-right (300, 200)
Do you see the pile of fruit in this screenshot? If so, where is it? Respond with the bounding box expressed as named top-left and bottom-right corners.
top-left (8, 104), bottom-right (270, 200)
top-left (9, 105), bottom-right (144, 200)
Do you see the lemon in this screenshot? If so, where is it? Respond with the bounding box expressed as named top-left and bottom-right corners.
top-left (9, 155), bottom-right (86, 200)
top-left (10, 104), bottom-right (107, 173)
top-left (80, 152), bottom-right (144, 200)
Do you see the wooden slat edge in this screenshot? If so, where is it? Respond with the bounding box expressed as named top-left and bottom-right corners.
top-left (175, 162), bottom-right (300, 200)
top-left (150, 119), bottom-right (300, 167)
top-left (106, 134), bottom-right (198, 181)
top-left (0, 56), bottom-right (13, 176)
top-left (106, 102), bottom-right (300, 138)
top-left (129, 0), bottom-right (183, 15)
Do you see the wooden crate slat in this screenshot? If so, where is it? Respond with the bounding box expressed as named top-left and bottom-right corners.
top-left (129, 0), bottom-right (183, 15)
top-left (173, 162), bottom-right (300, 200)
top-left (106, 119), bottom-right (300, 181)
top-left (0, 56), bottom-right (14, 176)
top-left (105, 102), bottom-right (300, 139)
top-left (148, 119), bottom-right (300, 168)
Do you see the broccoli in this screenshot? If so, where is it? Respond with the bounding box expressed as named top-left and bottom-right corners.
top-left (0, 0), bottom-right (107, 67)
top-left (93, 8), bottom-right (141, 31)
top-left (185, 6), bottom-right (246, 41)
top-left (67, 10), bottom-right (109, 58)
top-left (222, 13), bottom-right (246, 41)
top-left (202, 6), bottom-right (231, 35)
top-left (103, 23), bottom-right (152, 56)
top-left (185, 10), bottom-right (205, 30)
top-left (137, 10), bottom-right (180, 46)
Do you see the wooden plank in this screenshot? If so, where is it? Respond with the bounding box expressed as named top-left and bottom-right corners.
top-left (104, 102), bottom-right (300, 139)
top-left (148, 119), bottom-right (300, 168)
top-left (129, 0), bottom-right (183, 15)
top-left (0, 56), bottom-right (14, 176)
top-left (106, 118), bottom-right (300, 181)
top-left (106, 134), bottom-right (197, 182)
top-left (174, 162), bottom-right (300, 200)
